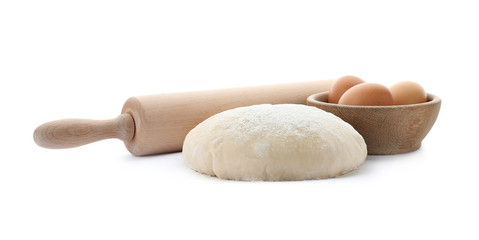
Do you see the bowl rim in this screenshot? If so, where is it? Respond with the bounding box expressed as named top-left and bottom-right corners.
top-left (307, 92), bottom-right (441, 109)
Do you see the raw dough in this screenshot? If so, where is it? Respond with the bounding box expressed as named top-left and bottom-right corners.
top-left (182, 104), bottom-right (367, 181)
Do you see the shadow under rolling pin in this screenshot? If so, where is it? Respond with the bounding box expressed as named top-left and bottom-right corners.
top-left (34, 80), bottom-right (333, 156)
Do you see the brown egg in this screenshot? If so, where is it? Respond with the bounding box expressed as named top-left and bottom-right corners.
top-left (328, 75), bottom-right (365, 103)
top-left (338, 83), bottom-right (393, 106)
top-left (390, 81), bottom-right (427, 105)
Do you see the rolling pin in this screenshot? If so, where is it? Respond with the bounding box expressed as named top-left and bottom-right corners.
top-left (34, 80), bottom-right (333, 156)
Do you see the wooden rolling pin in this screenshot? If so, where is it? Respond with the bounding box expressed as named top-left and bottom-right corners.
top-left (34, 80), bottom-right (333, 156)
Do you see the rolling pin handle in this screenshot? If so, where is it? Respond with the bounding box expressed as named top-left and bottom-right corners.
top-left (33, 114), bottom-right (135, 149)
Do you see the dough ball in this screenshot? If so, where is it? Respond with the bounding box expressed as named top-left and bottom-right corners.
top-left (182, 104), bottom-right (367, 181)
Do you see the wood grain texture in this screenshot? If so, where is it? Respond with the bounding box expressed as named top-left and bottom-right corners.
top-left (307, 92), bottom-right (441, 154)
top-left (34, 114), bottom-right (134, 149)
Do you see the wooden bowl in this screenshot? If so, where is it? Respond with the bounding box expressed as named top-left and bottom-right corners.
top-left (306, 92), bottom-right (441, 154)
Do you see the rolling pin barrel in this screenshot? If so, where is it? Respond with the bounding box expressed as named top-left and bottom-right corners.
top-left (34, 80), bottom-right (333, 156)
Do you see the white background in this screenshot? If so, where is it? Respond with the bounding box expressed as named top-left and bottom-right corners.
top-left (1, 0), bottom-right (478, 239)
